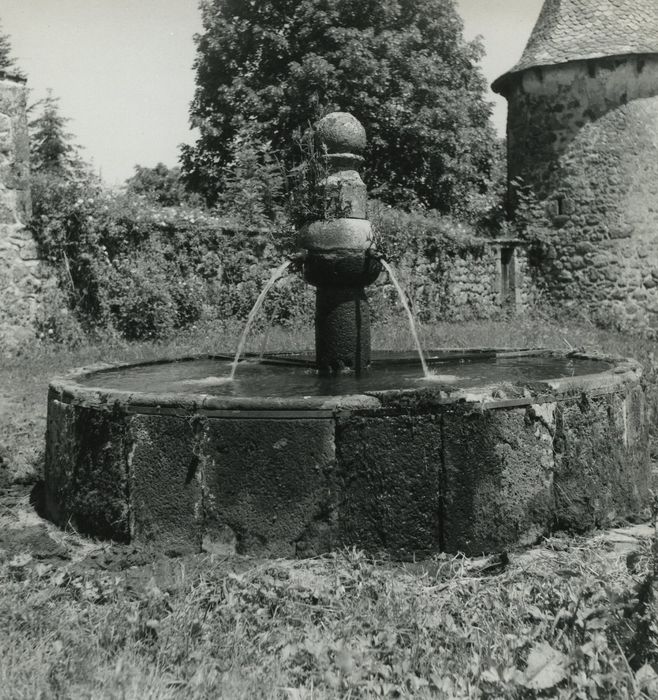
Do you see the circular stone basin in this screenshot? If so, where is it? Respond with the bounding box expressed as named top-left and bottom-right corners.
top-left (44, 349), bottom-right (650, 558)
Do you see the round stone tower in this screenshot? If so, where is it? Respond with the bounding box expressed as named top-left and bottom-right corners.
top-left (492, 0), bottom-right (658, 333)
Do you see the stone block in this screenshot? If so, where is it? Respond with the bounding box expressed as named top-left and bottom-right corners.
top-left (553, 390), bottom-right (649, 530)
top-left (44, 399), bottom-right (78, 526)
top-left (335, 413), bottom-right (442, 557)
top-left (0, 198), bottom-right (16, 224)
top-left (0, 113), bottom-right (11, 151)
top-left (129, 414), bottom-right (202, 554)
top-left (3, 162), bottom-right (29, 194)
top-left (201, 417), bottom-right (335, 557)
top-left (442, 404), bottom-right (554, 555)
top-left (545, 200), bottom-right (559, 218)
top-left (301, 218), bottom-right (373, 252)
top-left (609, 224), bottom-right (634, 239)
top-left (45, 401), bottom-right (130, 541)
top-left (324, 170), bottom-right (367, 219)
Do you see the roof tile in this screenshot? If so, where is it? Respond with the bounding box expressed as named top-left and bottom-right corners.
top-left (493, 0), bottom-right (658, 92)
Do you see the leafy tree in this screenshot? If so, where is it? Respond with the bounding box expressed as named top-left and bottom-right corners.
top-left (182, 0), bottom-right (499, 216)
top-left (0, 22), bottom-right (21, 75)
top-left (29, 91), bottom-right (86, 178)
top-left (125, 163), bottom-right (194, 206)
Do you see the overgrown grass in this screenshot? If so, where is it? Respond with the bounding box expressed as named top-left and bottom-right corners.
top-left (0, 533), bottom-right (656, 699)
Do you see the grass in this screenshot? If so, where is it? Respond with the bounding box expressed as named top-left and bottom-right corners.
top-left (1, 313), bottom-right (658, 698)
top-left (0, 528), bottom-right (656, 698)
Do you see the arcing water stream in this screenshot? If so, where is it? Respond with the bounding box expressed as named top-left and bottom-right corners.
top-left (379, 259), bottom-right (431, 378)
top-left (229, 256), bottom-right (434, 381)
top-left (229, 259), bottom-right (292, 380)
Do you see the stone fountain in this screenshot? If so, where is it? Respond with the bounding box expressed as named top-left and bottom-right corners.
top-left (44, 114), bottom-right (650, 558)
top-left (299, 112), bottom-right (381, 374)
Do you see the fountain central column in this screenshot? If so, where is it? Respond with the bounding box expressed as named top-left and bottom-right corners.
top-left (300, 112), bottom-right (381, 374)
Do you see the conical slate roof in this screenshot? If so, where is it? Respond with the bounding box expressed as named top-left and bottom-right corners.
top-left (492, 0), bottom-right (658, 93)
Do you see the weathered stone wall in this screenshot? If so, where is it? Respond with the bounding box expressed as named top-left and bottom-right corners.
top-left (502, 55), bottom-right (658, 333)
top-left (0, 72), bottom-right (42, 351)
top-left (375, 242), bottom-right (532, 321)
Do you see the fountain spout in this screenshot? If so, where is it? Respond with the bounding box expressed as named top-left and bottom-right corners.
top-left (299, 112), bottom-right (381, 375)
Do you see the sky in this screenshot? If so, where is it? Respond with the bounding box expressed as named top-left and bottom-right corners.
top-left (1, 0), bottom-right (544, 185)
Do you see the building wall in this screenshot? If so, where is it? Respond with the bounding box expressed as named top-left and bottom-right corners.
top-left (503, 54), bottom-right (658, 333)
top-left (0, 73), bottom-right (43, 351)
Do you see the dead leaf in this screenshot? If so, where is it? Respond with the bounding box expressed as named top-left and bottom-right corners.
top-left (8, 552), bottom-right (32, 569)
top-left (636, 664), bottom-right (658, 695)
top-left (525, 604), bottom-right (546, 621)
top-left (522, 642), bottom-right (568, 690)
top-left (480, 668), bottom-right (500, 683)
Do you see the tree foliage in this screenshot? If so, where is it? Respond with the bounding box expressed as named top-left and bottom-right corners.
top-left (29, 91), bottom-right (86, 178)
top-left (125, 163), bottom-right (195, 207)
top-left (0, 21), bottom-right (21, 75)
top-left (182, 0), bottom-right (499, 216)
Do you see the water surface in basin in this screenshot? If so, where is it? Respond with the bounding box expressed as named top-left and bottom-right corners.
top-left (77, 354), bottom-right (613, 398)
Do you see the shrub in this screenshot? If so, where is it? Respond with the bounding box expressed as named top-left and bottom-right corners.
top-left (368, 200), bottom-right (494, 323)
top-left (125, 163), bottom-right (201, 208)
top-left (33, 284), bottom-right (87, 347)
top-left (29, 173), bottom-right (315, 342)
top-left (370, 200), bottom-right (485, 264)
top-left (106, 256), bottom-right (180, 341)
top-left (29, 170), bottom-right (500, 346)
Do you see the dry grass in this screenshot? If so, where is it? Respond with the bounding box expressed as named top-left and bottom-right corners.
top-left (0, 526), bottom-right (656, 699)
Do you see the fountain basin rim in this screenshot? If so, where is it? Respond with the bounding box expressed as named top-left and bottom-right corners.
top-left (47, 349), bottom-right (642, 416)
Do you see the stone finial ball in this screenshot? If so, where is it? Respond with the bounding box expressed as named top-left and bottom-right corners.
top-left (314, 112), bottom-right (366, 154)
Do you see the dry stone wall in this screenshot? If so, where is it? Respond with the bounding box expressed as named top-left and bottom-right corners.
top-left (0, 72), bottom-right (43, 351)
top-left (373, 242), bottom-right (532, 322)
top-left (503, 55), bottom-right (658, 333)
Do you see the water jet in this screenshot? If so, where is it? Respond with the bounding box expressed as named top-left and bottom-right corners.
top-left (44, 114), bottom-right (650, 558)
